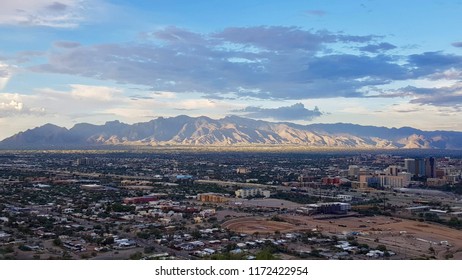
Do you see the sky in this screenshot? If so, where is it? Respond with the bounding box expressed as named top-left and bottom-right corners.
top-left (1, 0), bottom-right (462, 139)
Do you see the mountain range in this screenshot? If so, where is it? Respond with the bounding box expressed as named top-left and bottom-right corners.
top-left (1, 115), bottom-right (462, 149)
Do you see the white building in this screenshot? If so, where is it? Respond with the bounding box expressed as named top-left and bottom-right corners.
top-left (385, 165), bottom-right (404, 176)
top-left (336, 194), bottom-right (353, 202)
top-left (348, 165), bottom-right (360, 177)
top-left (235, 188), bottom-right (270, 198)
top-left (379, 172), bottom-right (412, 188)
top-left (360, 172), bottom-right (412, 188)
top-left (236, 167), bottom-right (250, 174)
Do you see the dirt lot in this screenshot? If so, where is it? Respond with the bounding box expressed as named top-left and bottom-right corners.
top-left (222, 217), bottom-right (299, 234)
top-left (216, 209), bottom-right (251, 221)
top-left (222, 211), bottom-right (462, 259)
top-left (281, 214), bottom-right (462, 259)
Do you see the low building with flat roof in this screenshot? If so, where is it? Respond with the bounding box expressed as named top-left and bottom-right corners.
top-left (405, 206), bottom-right (430, 213)
top-left (235, 188), bottom-right (270, 198)
top-left (197, 193), bottom-right (228, 203)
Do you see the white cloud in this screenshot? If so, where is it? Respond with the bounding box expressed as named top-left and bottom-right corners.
top-left (377, 103), bottom-right (462, 131)
top-left (39, 84), bottom-right (123, 102)
top-left (176, 99), bottom-right (217, 110)
top-left (0, 93), bottom-right (45, 117)
top-left (428, 68), bottom-right (462, 81)
top-left (69, 84), bottom-right (123, 101)
top-left (35, 84), bottom-right (169, 122)
top-left (311, 96), bottom-right (462, 131)
top-left (0, 99), bottom-right (23, 111)
top-left (0, 0), bottom-right (88, 28)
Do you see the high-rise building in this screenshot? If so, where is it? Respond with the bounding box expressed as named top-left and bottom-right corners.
top-left (415, 159), bottom-right (425, 176)
top-left (404, 158), bottom-right (416, 175)
top-left (425, 157), bottom-right (435, 178)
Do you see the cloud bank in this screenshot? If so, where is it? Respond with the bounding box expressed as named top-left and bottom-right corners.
top-left (31, 26), bottom-right (403, 101)
top-left (28, 25), bottom-right (462, 109)
top-left (236, 103), bottom-right (322, 121)
top-left (0, 0), bottom-right (89, 28)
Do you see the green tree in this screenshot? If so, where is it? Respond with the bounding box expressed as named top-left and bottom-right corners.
top-left (191, 229), bottom-right (201, 239)
top-left (129, 252), bottom-right (143, 260)
top-left (376, 245), bottom-right (387, 251)
top-left (256, 247), bottom-right (277, 260)
top-left (52, 238), bottom-right (62, 247)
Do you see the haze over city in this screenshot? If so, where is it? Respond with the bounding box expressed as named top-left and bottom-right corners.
top-left (1, 0), bottom-right (462, 140)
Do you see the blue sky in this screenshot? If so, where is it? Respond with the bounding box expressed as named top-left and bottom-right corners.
top-left (1, 0), bottom-right (462, 139)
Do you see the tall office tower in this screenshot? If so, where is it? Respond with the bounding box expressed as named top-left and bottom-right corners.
top-left (415, 158), bottom-right (425, 176)
top-left (404, 159), bottom-right (416, 175)
top-left (425, 157), bottom-right (435, 178)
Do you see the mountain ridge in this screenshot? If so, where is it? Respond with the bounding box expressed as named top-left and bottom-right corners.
top-left (1, 115), bottom-right (462, 149)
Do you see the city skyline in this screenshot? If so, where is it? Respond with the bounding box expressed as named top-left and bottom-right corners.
top-left (1, 0), bottom-right (462, 140)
